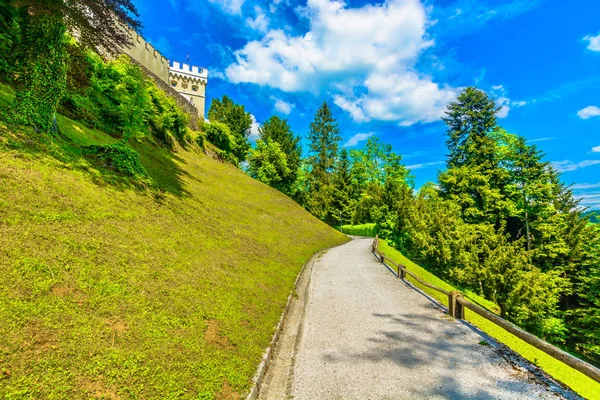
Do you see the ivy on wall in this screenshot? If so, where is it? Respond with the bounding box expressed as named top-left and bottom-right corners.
top-left (11, 13), bottom-right (66, 131)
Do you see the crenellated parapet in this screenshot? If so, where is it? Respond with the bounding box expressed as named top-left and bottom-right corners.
top-left (169, 61), bottom-right (208, 119)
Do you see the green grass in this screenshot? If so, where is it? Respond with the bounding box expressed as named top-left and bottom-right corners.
top-left (378, 240), bottom-right (600, 400)
top-left (339, 223), bottom-right (378, 237)
top-left (0, 83), bottom-right (348, 399)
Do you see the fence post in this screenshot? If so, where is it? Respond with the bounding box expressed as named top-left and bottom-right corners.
top-left (398, 265), bottom-right (406, 279)
top-left (448, 291), bottom-right (465, 319)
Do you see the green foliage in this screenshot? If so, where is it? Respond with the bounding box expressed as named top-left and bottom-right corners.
top-left (60, 52), bottom-right (188, 147)
top-left (201, 120), bottom-right (236, 159)
top-left (10, 13), bottom-right (67, 131)
top-left (247, 139), bottom-right (290, 190)
top-left (339, 223), bottom-right (378, 237)
top-left (0, 1), bottom-right (18, 82)
top-left (91, 144), bottom-right (148, 178)
top-left (6, 0), bottom-right (140, 132)
top-left (208, 95), bottom-right (252, 162)
top-left (583, 210), bottom-right (600, 224)
top-left (306, 101), bottom-right (341, 224)
top-left (255, 116), bottom-right (302, 196)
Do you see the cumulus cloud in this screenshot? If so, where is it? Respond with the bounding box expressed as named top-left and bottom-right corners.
top-left (343, 132), bottom-right (375, 147)
top-left (225, 0), bottom-right (459, 126)
top-left (584, 33), bottom-right (600, 52)
top-left (246, 6), bottom-right (269, 33)
top-left (593, 146), bottom-right (600, 153)
top-left (552, 160), bottom-right (600, 173)
top-left (208, 0), bottom-right (245, 15)
top-left (250, 114), bottom-right (261, 140)
top-left (578, 106), bottom-right (600, 120)
top-left (273, 98), bottom-right (294, 114)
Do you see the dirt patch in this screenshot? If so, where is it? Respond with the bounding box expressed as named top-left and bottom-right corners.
top-left (204, 320), bottom-right (231, 348)
top-left (81, 378), bottom-right (121, 400)
top-left (215, 380), bottom-right (240, 400)
top-left (105, 318), bottom-right (128, 334)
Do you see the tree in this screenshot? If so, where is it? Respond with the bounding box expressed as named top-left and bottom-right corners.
top-left (7, 0), bottom-right (141, 130)
top-left (305, 101), bottom-right (341, 224)
top-left (208, 95), bottom-right (252, 163)
top-left (331, 148), bottom-right (354, 226)
top-left (257, 116), bottom-right (302, 194)
top-left (247, 139), bottom-right (290, 190)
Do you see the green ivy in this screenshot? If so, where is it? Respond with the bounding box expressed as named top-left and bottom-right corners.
top-left (11, 14), bottom-right (67, 131)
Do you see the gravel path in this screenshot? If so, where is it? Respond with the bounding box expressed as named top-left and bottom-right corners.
top-left (289, 237), bottom-right (564, 400)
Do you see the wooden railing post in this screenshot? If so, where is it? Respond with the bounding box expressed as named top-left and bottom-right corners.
top-left (398, 265), bottom-right (406, 279)
top-left (448, 291), bottom-right (465, 319)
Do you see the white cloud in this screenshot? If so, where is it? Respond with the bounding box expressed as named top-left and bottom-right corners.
top-left (225, 0), bottom-right (459, 126)
top-left (406, 161), bottom-right (444, 170)
top-left (572, 183), bottom-right (600, 190)
top-left (552, 160), bottom-right (600, 173)
top-left (490, 85), bottom-right (526, 119)
top-left (529, 137), bottom-right (554, 142)
top-left (250, 114), bottom-right (260, 140)
top-left (593, 146), bottom-right (600, 153)
top-left (273, 98), bottom-right (294, 115)
top-left (246, 6), bottom-right (269, 33)
top-left (343, 132), bottom-right (375, 147)
top-left (584, 33), bottom-right (600, 52)
top-left (577, 106), bottom-right (600, 119)
top-left (208, 0), bottom-right (245, 15)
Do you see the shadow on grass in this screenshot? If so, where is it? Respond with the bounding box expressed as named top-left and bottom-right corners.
top-left (0, 113), bottom-right (194, 201)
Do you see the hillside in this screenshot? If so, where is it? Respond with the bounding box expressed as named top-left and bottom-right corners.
top-left (0, 84), bottom-right (347, 398)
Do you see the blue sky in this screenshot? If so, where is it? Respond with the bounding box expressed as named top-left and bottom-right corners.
top-left (135, 0), bottom-right (600, 209)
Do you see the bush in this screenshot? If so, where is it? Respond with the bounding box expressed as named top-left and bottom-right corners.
top-left (201, 120), bottom-right (236, 161)
top-left (91, 144), bottom-right (148, 178)
top-left (339, 223), bottom-right (378, 237)
top-left (60, 52), bottom-right (188, 147)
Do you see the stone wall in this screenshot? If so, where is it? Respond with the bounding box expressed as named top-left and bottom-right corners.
top-left (129, 59), bottom-right (199, 131)
top-left (123, 31), bottom-right (170, 83)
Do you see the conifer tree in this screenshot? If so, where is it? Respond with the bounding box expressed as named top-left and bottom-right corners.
top-left (306, 101), bottom-right (341, 224)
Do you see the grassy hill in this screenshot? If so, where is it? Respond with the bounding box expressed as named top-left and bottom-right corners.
top-left (0, 84), bottom-right (347, 398)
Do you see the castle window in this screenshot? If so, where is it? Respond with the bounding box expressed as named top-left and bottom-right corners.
top-left (192, 86), bottom-right (198, 92)
top-left (171, 81), bottom-right (177, 87)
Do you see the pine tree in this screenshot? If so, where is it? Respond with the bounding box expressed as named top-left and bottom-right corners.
top-left (331, 148), bottom-right (354, 226)
top-left (306, 101), bottom-right (341, 224)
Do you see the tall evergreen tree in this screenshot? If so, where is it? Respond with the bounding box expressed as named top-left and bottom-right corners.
top-left (208, 95), bottom-right (252, 163)
top-left (306, 101), bottom-right (341, 224)
top-left (331, 148), bottom-right (354, 226)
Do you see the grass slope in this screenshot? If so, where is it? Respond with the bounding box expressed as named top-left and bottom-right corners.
top-left (378, 241), bottom-right (600, 400)
top-left (0, 84), bottom-right (348, 399)
top-left (339, 223), bottom-right (378, 237)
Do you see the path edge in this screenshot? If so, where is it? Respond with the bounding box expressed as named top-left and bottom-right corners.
top-left (245, 238), bottom-right (349, 400)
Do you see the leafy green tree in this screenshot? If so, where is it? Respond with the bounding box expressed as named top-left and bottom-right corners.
top-left (306, 101), bottom-right (341, 224)
top-left (0, 1), bottom-right (18, 82)
top-left (208, 95), bottom-right (252, 163)
top-left (257, 116), bottom-right (302, 194)
top-left (331, 148), bottom-right (354, 226)
top-left (201, 121), bottom-right (235, 157)
top-left (7, 0), bottom-right (140, 130)
top-left (247, 139), bottom-right (290, 190)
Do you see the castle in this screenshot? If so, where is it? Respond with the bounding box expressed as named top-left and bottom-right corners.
top-left (122, 31), bottom-right (208, 121)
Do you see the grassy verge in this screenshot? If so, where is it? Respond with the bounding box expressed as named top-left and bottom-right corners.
top-left (0, 83), bottom-right (348, 398)
top-left (378, 240), bottom-right (600, 400)
top-left (339, 223), bottom-right (378, 237)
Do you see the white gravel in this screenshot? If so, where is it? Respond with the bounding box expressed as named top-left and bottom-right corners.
top-left (291, 237), bottom-right (564, 400)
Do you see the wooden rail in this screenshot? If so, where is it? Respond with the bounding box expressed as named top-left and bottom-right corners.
top-left (371, 236), bottom-right (600, 384)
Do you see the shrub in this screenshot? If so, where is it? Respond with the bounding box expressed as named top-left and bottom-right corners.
top-left (339, 223), bottom-right (378, 237)
top-left (91, 144), bottom-right (148, 178)
top-left (201, 120), bottom-right (236, 161)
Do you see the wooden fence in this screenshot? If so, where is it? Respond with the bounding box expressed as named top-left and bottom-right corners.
top-left (371, 236), bottom-right (600, 384)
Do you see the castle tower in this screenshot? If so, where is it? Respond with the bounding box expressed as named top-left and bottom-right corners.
top-left (169, 61), bottom-right (209, 119)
